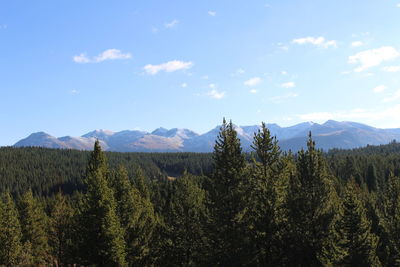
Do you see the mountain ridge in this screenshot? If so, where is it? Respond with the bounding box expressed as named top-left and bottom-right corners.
top-left (13, 120), bottom-right (400, 152)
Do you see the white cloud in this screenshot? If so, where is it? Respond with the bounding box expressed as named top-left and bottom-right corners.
top-left (202, 75), bottom-right (209, 80)
top-left (292, 36), bottom-right (337, 48)
top-left (207, 89), bottom-right (225, 99)
top-left (383, 90), bottom-right (400, 103)
top-left (281, 82), bottom-right (295, 88)
top-left (73, 49), bottom-right (131, 64)
top-left (244, 77), bottom-right (262, 86)
top-left (373, 85), bottom-right (386, 93)
top-left (348, 46), bottom-right (400, 72)
top-left (351, 41), bottom-right (364, 47)
top-left (165, 19), bottom-right (179, 28)
top-left (94, 49), bottom-right (132, 62)
top-left (144, 60), bottom-right (193, 75)
top-left (383, 66), bottom-right (400, 72)
top-left (73, 53), bottom-right (91, 63)
top-left (281, 71), bottom-right (288, 75)
top-left (250, 89), bottom-right (258, 94)
top-left (397, 3), bottom-right (400, 7)
top-left (70, 89), bottom-right (78, 94)
top-left (208, 83), bottom-right (217, 89)
top-left (181, 83), bottom-right (188, 88)
top-left (270, 92), bottom-right (298, 103)
top-left (208, 11), bottom-right (217, 16)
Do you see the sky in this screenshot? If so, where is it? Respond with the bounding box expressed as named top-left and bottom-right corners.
top-left (1, 0), bottom-right (400, 145)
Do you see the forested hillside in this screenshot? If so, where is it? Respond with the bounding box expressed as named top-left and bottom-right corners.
top-left (1, 120), bottom-right (400, 266)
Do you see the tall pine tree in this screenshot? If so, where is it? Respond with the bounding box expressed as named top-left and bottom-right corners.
top-left (0, 192), bottom-right (23, 266)
top-left (338, 179), bottom-right (381, 266)
top-left (18, 190), bottom-right (50, 266)
top-left (112, 165), bottom-right (158, 266)
top-left (285, 133), bottom-right (343, 266)
top-left (209, 118), bottom-right (246, 265)
top-left (79, 140), bottom-right (127, 266)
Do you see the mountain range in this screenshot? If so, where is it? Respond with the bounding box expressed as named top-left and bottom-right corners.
top-left (13, 120), bottom-right (400, 152)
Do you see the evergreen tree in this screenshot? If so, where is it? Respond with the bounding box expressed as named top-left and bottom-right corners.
top-left (162, 173), bottom-right (210, 266)
top-left (18, 190), bottom-right (50, 266)
top-left (379, 173), bottom-right (400, 265)
top-left (286, 133), bottom-right (343, 266)
top-left (366, 163), bottom-right (378, 192)
top-left (113, 165), bottom-right (158, 266)
top-left (240, 122), bottom-right (283, 265)
top-left (49, 191), bottom-right (74, 266)
top-left (0, 192), bottom-right (23, 266)
top-left (209, 118), bottom-right (246, 265)
top-left (79, 140), bottom-right (127, 266)
top-left (338, 179), bottom-right (381, 266)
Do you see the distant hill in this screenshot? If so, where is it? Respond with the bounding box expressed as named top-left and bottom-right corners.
top-left (13, 120), bottom-right (400, 152)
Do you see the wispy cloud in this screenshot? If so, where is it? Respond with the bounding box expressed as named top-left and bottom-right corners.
top-left (144, 60), bottom-right (193, 75)
top-left (373, 85), bottom-right (386, 93)
top-left (73, 49), bottom-right (132, 64)
top-left (348, 46), bottom-right (400, 72)
top-left (249, 89), bottom-right (258, 94)
top-left (208, 11), bottom-right (217, 16)
top-left (351, 41), bottom-right (364, 47)
top-left (181, 83), bottom-right (188, 88)
top-left (281, 82), bottom-right (295, 88)
top-left (207, 89), bottom-right (225, 99)
top-left (244, 77), bottom-right (262, 86)
top-left (383, 90), bottom-right (400, 103)
top-left (292, 36), bottom-right (337, 48)
top-left (270, 92), bottom-right (298, 103)
top-left (165, 19), bottom-right (179, 28)
top-left (383, 66), bottom-right (400, 72)
top-left (208, 83), bottom-right (217, 89)
top-left (73, 53), bottom-right (91, 63)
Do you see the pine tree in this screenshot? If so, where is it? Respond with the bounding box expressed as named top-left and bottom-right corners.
top-left (285, 133), bottom-right (343, 266)
top-left (366, 163), bottom-right (378, 192)
top-left (112, 165), bottom-right (158, 266)
top-left (0, 192), bottom-right (23, 266)
top-left (79, 140), bottom-right (127, 266)
top-left (240, 122), bottom-right (283, 265)
top-left (338, 179), bottom-right (381, 266)
top-left (18, 190), bottom-right (50, 266)
top-left (162, 173), bottom-right (210, 266)
top-left (379, 173), bottom-right (400, 265)
top-left (49, 191), bottom-right (74, 265)
top-left (209, 118), bottom-right (246, 265)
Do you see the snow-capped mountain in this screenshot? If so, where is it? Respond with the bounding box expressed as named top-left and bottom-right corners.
top-left (13, 121), bottom-right (400, 152)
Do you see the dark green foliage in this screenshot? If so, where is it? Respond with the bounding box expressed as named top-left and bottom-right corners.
top-left (239, 122), bottom-right (285, 265)
top-left (210, 118), bottom-right (247, 265)
top-left (161, 173), bottom-right (211, 266)
top-left (18, 190), bottom-right (50, 266)
top-left (0, 192), bottom-right (23, 266)
top-left (378, 173), bottom-right (400, 265)
top-left (285, 133), bottom-right (343, 266)
top-left (3, 122), bottom-right (400, 265)
top-left (113, 165), bottom-right (158, 266)
top-left (338, 180), bottom-right (380, 266)
top-left (48, 191), bottom-right (74, 266)
top-left (79, 141), bottom-right (127, 266)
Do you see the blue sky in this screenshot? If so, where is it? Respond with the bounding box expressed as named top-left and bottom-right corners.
top-left (1, 0), bottom-right (400, 145)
